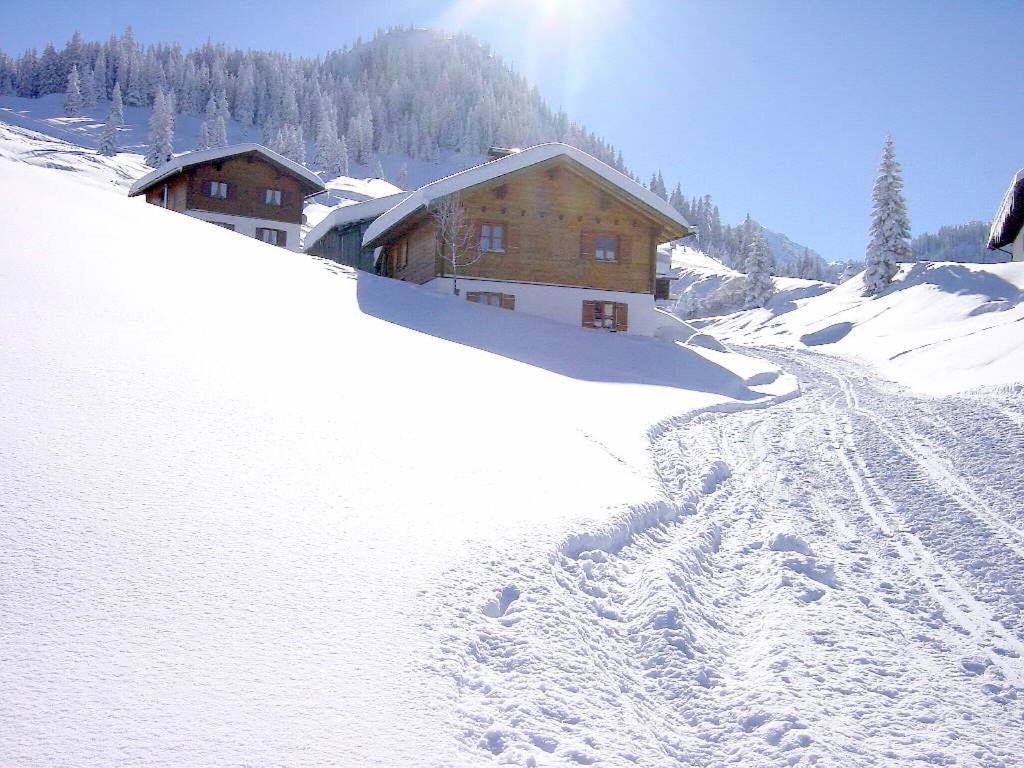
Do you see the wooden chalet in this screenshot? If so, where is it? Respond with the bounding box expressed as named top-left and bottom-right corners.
top-left (128, 144), bottom-right (326, 251)
top-left (359, 143), bottom-right (692, 335)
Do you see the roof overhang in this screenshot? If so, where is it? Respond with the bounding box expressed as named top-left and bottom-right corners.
top-left (128, 144), bottom-right (326, 199)
top-left (988, 169), bottom-right (1024, 250)
top-left (362, 143), bottom-right (693, 250)
top-left (303, 192), bottom-right (410, 251)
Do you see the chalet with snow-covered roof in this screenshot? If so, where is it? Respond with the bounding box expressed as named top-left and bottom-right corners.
top-left (988, 168), bottom-right (1024, 262)
top-left (358, 143), bottom-right (693, 336)
top-left (128, 144), bottom-right (326, 251)
top-left (305, 192), bottom-right (409, 271)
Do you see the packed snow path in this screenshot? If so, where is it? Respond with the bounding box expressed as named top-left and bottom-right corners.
top-left (440, 348), bottom-right (1024, 767)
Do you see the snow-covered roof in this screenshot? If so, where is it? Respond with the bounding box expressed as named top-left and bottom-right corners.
top-left (303, 192), bottom-right (410, 250)
top-left (988, 168), bottom-right (1024, 250)
top-left (362, 143), bottom-right (692, 248)
top-left (128, 144), bottom-right (326, 197)
top-left (324, 176), bottom-right (405, 203)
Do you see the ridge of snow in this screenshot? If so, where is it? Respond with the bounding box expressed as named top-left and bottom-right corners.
top-left (127, 143), bottom-right (326, 197)
top-left (363, 142), bottom-right (692, 247)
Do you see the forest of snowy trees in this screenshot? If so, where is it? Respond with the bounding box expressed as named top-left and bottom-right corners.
top-left (0, 26), bottom-right (627, 174)
top-left (910, 221), bottom-right (998, 264)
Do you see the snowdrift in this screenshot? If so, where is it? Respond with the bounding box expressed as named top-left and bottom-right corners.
top-left (705, 262), bottom-right (1024, 393)
top-left (0, 156), bottom-right (792, 766)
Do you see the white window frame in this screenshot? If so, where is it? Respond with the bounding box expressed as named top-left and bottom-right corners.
top-left (479, 223), bottom-right (505, 253)
top-left (264, 188), bottom-right (282, 206)
top-left (594, 235), bottom-right (617, 262)
top-left (208, 181), bottom-right (229, 199)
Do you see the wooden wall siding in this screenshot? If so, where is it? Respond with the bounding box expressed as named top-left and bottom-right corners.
top-left (389, 220), bottom-right (440, 284)
top-left (383, 160), bottom-right (660, 294)
top-left (145, 175), bottom-right (188, 212)
top-left (184, 155), bottom-right (304, 224)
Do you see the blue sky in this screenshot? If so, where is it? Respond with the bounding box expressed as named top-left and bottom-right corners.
top-left (2, 0), bottom-right (1020, 261)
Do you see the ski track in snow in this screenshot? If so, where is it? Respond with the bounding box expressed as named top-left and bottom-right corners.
top-left (434, 348), bottom-right (1024, 767)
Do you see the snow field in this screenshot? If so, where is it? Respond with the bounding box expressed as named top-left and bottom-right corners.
top-left (0, 154), bottom-right (787, 766)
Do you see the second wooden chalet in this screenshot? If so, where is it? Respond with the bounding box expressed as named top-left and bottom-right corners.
top-left (359, 144), bottom-right (692, 335)
top-left (128, 144), bottom-right (326, 251)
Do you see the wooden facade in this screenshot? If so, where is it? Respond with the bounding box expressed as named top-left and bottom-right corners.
top-left (143, 154), bottom-right (306, 225)
top-left (377, 158), bottom-right (668, 296)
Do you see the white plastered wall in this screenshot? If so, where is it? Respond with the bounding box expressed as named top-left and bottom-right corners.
top-left (185, 210), bottom-right (302, 252)
top-left (426, 277), bottom-right (655, 336)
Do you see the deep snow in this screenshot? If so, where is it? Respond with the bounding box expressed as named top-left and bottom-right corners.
top-left (0, 151), bottom-right (789, 766)
top-left (2, 115), bottom-right (1022, 768)
top-left (702, 262), bottom-right (1024, 393)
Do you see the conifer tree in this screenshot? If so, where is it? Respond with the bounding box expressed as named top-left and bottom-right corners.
top-left (338, 134), bottom-right (350, 176)
top-left (864, 135), bottom-right (911, 294)
top-left (98, 107), bottom-right (119, 156)
top-left (373, 156), bottom-right (385, 179)
top-left (396, 161), bottom-right (409, 189)
top-left (144, 88), bottom-right (174, 167)
top-left (64, 64), bottom-right (82, 116)
top-left (744, 229), bottom-right (774, 309)
top-left (196, 119), bottom-right (210, 150)
top-left (110, 81), bottom-right (124, 124)
top-left (213, 115), bottom-right (228, 148)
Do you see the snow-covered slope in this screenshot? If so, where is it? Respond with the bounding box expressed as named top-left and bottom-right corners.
top-left (703, 263), bottom-right (1024, 393)
top-left (0, 152), bottom-right (792, 766)
top-left (663, 243), bottom-right (833, 319)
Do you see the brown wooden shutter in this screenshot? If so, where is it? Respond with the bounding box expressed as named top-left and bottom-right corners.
top-left (278, 229), bottom-right (287, 248)
top-left (618, 234), bottom-right (632, 264)
top-left (255, 227), bottom-right (265, 241)
top-left (500, 294), bottom-right (515, 310)
top-left (226, 182), bottom-right (235, 200)
top-left (581, 300), bottom-right (597, 328)
top-left (202, 180), bottom-right (211, 197)
top-left (614, 302), bottom-right (628, 332)
top-left (580, 231), bottom-right (595, 260)
top-left (466, 292), bottom-right (480, 303)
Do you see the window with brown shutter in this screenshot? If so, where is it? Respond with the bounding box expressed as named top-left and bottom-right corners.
top-left (478, 222), bottom-right (505, 252)
top-left (206, 180), bottom-right (229, 199)
top-left (256, 227), bottom-right (287, 247)
top-left (583, 231), bottom-right (626, 263)
top-left (582, 300), bottom-right (628, 332)
top-left (466, 291), bottom-right (514, 310)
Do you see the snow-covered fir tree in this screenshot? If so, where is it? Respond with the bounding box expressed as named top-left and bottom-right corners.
top-left (864, 135), bottom-right (911, 294)
top-left (80, 65), bottom-right (97, 108)
top-left (110, 81), bottom-right (124, 124)
top-left (98, 107), bottom-right (119, 156)
top-left (338, 134), bottom-right (349, 176)
top-left (63, 64), bottom-right (82, 116)
top-left (372, 156), bottom-right (385, 179)
top-left (744, 229), bottom-right (774, 309)
top-left (839, 261), bottom-right (862, 283)
top-left (144, 88), bottom-right (174, 167)
top-left (212, 115), bottom-right (228, 148)
top-left (396, 161), bottom-right (409, 190)
top-left (196, 119), bottom-right (210, 150)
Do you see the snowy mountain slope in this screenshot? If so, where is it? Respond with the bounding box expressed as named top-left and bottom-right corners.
top-left (0, 153), bottom-right (793, 766)
top-left (662, 243), bottom-right (833, 319)
top-left (701, 262), bottom-right (1024, 393)
top-left (0, 93), bottom-right (485, 191)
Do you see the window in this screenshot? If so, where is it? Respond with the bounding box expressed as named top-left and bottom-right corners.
top-left (207, 181), bottom-right (229, 199)
top-left (264, 189), bottom-right (283, 206)
top-left (467, 292), bottom-right (515, 310)
top-left (582, 300), bottom-right (627, 332)
top-left (594, 235), bottom-right (617, 262)
top-left (479, 223), bottom-right (505, 252)
top-left (256, 227), bottom-right (287, 247)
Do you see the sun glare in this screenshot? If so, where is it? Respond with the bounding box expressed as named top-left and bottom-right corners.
top-left (436, 0), bottom-right (626, 113)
